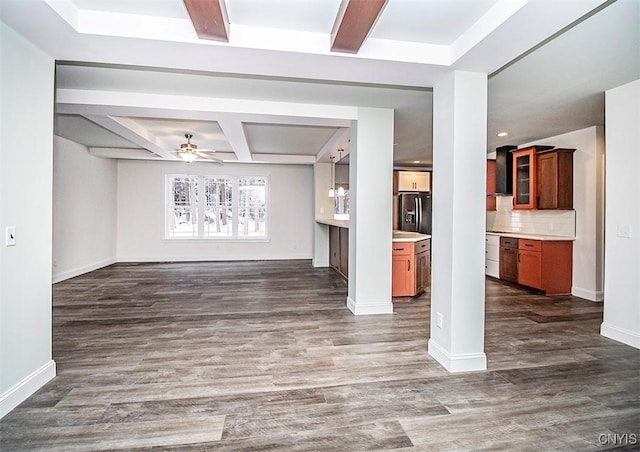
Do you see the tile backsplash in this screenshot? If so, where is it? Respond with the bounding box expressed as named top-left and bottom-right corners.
top-left (486, 196), bottom-right (576, 237)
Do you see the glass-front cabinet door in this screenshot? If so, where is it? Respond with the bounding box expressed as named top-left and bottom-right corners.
top-left (512, 147), bottom-right (536, 209)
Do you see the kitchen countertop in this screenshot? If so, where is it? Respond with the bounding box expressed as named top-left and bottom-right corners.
top-left (392, 231), bottom-right (431, 242)
top-left (486, 231), bottom-right (575, 241)
top-left (316, 219), bottom-right (349, 228)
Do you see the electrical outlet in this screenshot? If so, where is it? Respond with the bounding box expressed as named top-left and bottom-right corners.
top-left (617, 225), bottom-right (632, 238)
top-left (436, 312), bottom-right (443, 328)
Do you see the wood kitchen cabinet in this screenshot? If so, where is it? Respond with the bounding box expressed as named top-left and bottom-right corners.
top-left (499, 237), bottom-right (519, 282)
top-left (414, 239), bottom-right (430, 293)
top-left (486, 159), bottom-right (496, 211)
top-left (339, 228), bottom-right (349, 278)
top-left (512, 147), bottom-right (540, 209)
top-left (392, 244), bottom-right (414, 297)
top-left (397, 171), bottom-right (431, 192)
top-left (392, 238), bottom-right (430, 298)
top-left (512, 146), bottom-right (573, 210)
top-left (329, 226), bottom-right (349, 280)
top-left (518, 240), bottom-right (542, 289)
top-left (517, 239), bottom-right (572, 295)
top-left (537, 148), bottom-right (575, 210)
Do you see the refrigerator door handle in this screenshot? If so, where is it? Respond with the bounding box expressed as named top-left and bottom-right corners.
top-left (414, 198), bottom-right (419, 232)
top-left (417, 197), bottom-right (422, 232)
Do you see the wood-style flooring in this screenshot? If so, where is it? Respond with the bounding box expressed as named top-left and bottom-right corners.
top-left (1, 260), bottom-right (638, 451)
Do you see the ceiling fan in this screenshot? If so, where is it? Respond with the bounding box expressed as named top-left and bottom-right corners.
top-left (175, 133), bottom-right (223, 163)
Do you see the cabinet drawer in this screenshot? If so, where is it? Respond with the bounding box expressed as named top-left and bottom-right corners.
top-left (415, 239), bottom-right (430, 254)
top-left (500, 236), bottom-right (519, 248)
top-left (486, 234), bottom-right (500, 246)
top-left (485, 260), bottom-right (499, 278)
top-left (519, 239), bottom-right (542, 252)
top-left (392, 243), bottom-right (413, 256)
top-left (486, 244), bottom-right (499, 262)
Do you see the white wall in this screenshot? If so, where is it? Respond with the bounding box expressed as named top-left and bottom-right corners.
top-left (602, 79), bottom-right (640, 349)
top-left (53, 136), bottom-right (117, 282)
top-left (116, 160), bottom-right (314, 261)
top-left (520, 126), bottom-right (605, 301)
top-left (429, 71), bottom-right (487, 372)
top-left (0, 22), bottom-right (56, 418)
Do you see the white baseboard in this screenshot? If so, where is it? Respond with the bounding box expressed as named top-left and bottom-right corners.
top-left (312, 258), bottom-right (329, 268)
top-left (117, 254), bottom-right (313, 262)
top-left (53, 257), bottom-right (116, 283)
top-left (0, 360), bottom-right (56, 419)
top-left (601, 322), bottom-right (640, 349)
top-left (346, 296), bottom-right (394, 315)
top-left (572, 286), bottom-right (604, 302)
top-left (428, 339), bottom-right (487, 372)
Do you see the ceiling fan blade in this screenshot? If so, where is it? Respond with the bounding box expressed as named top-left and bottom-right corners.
top-left (196, 152), bottom-right (223, 163)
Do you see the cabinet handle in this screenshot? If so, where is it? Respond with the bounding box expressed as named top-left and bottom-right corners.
top-left (408, 259), bottom-right (411, 271)
top-left (525, 244), bottom-right (534, 247)
top-left (517, 253), bottom-right (520, 263)
top-left (393, 247), bottom-right (404, 251)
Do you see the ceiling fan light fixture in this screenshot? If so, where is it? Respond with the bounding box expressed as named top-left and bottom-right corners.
top-left (180, 151), bottom-right (198, 163)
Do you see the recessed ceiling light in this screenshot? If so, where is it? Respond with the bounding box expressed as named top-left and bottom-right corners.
top-left (497, 132), bottom-right (509, 137)
top-left (413, 160), bottom-right (420, 163)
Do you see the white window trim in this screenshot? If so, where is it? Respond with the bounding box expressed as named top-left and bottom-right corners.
top-left (164, 174), bottom-right (270, 241)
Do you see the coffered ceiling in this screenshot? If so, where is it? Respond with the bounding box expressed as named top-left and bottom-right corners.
top-left (1, 0), bottom-right (638, 166)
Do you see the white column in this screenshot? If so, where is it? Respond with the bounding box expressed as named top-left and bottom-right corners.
top-left (602, 79), bottom-right (640, 349)
top-left (428, 71), bottom-right (488, 372)
top-left (312, 163), bottom-right (333, 268)
top-left (347, 108), bottom-right (394, 315)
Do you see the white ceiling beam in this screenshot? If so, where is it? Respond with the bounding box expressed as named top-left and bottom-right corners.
top-left (83, 115), bottom-right (174, 159)
top-left (89, 147), bottom-right (164, 160)
top-left (57, 89), bottom-right (359, 121)
top-left (316, 128), bottom-right (350, 162)
top-left (217, 120), bottom-right (252, 162)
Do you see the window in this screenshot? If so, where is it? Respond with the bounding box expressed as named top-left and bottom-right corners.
top-left (166, 175), bottom-right (268, 239)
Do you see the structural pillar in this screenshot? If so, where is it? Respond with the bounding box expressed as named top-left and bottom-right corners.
top-left (428, 71), bottom-right (488, 371)
top-left (347, 107), bottom-right (394, 315)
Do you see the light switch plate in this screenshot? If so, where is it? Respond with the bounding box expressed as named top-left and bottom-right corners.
top-left (5, 226), bottom-right (16, 246)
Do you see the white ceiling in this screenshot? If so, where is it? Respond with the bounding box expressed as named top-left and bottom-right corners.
top-left (1, 0), bottom-right (639, 166)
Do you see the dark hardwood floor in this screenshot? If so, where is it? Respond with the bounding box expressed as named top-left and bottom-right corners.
top-left (1, 261), bottom-right (638, 451)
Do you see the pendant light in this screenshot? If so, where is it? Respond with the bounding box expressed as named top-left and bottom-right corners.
top-left (336, 149), bottom-right (345, 196)
top-left (328, 155), bottom-right (335, 197)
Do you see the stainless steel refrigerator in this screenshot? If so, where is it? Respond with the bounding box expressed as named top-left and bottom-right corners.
top-left (398, 192), bottom-right (432, 234)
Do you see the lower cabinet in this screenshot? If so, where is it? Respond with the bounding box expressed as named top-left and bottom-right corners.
top-left (485, 234), bottom-right (500, 278)
top-left (392, 245), bottom-right (414, 297)
top-left (415, 248), bottom-right (430, 293)
top-left (499, 237), bottom-right (519, 282)
top-left (329, 226), bottom-right (349, 280)
top-left (392, 238), bottom-right (430, 298)
top-left (517, 240), bottom-right (542, 289)
top-left (491, 235), bottom-right (573, 295)
top-left (517, 239), bottom-right (572, 295)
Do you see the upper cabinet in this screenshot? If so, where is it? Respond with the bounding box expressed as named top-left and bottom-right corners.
top-left (397, 171), bottom-right (431, 192)
top-left (512, 146), bottom-right (572, 210)
top-left (486, 159), bottom-right (496, 211)
top-left (537, 149), bottom-right (575, 210)
top-left (512, 147), bottom-right (540, 209)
